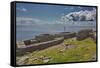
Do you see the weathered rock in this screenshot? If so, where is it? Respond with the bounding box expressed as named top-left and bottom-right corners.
top-left (64, 33), bottom-right (76, 39)
top-left (16, 41), bottom-right (26, 48)
top-left (64, 44), bottom-right (76, 49)
top-left (59, 49), bottom-right (65, 53)
top-left (76, 29), bottom-right (93, 40)
top-left (16, 56), bottom-right (29, 65)
top-left (39, 56), bottom-right (45, 59)
top-left (39, 56), bottom-right (51, 63)
top-left (91, 54), bottom-right (96, 61)
top-left (43, 59), bottom-right (50, 63)
top-left (30, 57), bottom-right (38, 61)
top-left (90, 33), bottom-right (96, 43)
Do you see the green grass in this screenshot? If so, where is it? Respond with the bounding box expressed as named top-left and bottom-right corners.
top-left (16, 37), bottom-right (96, 65)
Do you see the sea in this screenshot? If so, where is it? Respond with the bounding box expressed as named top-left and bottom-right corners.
top-left (16, 21), bottom-right (96, 41)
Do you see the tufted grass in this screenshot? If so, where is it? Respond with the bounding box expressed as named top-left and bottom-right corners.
top-left (16, 37), bottom-right (96, 65)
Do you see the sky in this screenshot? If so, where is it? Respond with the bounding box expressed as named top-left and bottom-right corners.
top-left (16, 3), bottom-right (97, 24)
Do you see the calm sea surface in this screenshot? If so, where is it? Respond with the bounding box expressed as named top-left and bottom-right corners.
top-left (16, 21), bottom-right (96, 41)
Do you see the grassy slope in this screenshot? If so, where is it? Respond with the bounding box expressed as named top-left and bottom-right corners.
top-left (17, 37), bottom-right (96, 65)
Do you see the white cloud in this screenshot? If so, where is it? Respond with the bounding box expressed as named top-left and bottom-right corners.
top-left (17, 8), bottom-right (27, 12)
top-left (22, 8), bottom-right (27, 12)
top-left (16, 17), bottom-right (41, 25)
top-left (16, 17), bottom-right (65, 25)
top-left (61, 8), bottom-right (96, 22)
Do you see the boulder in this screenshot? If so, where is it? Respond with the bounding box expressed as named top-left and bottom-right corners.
top-left (16, 41), bottom-right (25, 48)
top-left (76, 29), bottom-right (93, 40)
top-left (42, 56), bottom-right (51, 63)
top-left (16, 56), bottom-right (29, 65)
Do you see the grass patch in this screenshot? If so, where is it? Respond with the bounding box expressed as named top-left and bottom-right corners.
top-left (16, 37), bottom-right (96, 65)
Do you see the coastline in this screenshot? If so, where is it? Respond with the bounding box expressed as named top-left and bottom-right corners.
top-left (16, 29), bottom-right (96, 55)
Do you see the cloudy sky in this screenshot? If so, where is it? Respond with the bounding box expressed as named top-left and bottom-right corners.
top-left (16, 3), bottom-right (97, 24)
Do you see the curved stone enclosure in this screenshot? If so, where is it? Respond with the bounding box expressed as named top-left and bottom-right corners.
top-left (16, 37), bottom-right (64, 55)
top-left (16, 29), bottom-right (96, 56)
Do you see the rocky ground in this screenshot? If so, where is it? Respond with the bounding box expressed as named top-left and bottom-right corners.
top-left (16, 36), bottom-right (96, 65)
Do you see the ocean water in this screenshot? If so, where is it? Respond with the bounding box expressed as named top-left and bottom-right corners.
top-left (16, 21), bottom-right (96, 41)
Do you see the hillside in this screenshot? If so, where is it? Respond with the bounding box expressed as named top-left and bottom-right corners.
top-left (16, 37), bottom-right (96, 65)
